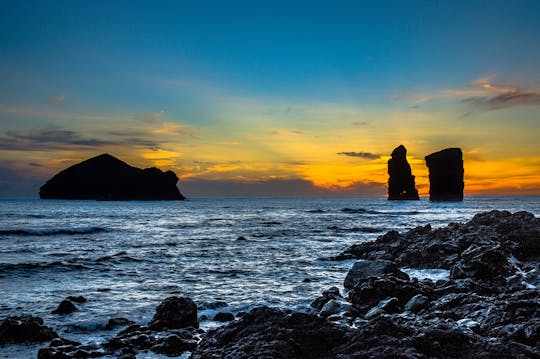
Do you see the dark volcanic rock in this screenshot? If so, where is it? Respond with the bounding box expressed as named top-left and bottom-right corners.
top-left (425, 147), bottom-right (464, 201)
top-left (39, 153), bottom-right (185, 200)
top-left (148, 296), bottom-right (198, 330)
top-left (387, 144), bottom-right (419, 200)
top-left (213, 312), bottom-right (235, 322)
top-left (105, 317), bottom-right (135, 330)
top-left (192, 306), bottom-right (354, 359)
top-left (52, 299), bottom-right (78, 315)
top-left (343, 259), bottom-right (409, 289)
top-left (192, 306), bottom-right (524, 358)
top-left (0, 315), bottom-right (58, 346)
top-left (335, 210), bottom-right (540, 270)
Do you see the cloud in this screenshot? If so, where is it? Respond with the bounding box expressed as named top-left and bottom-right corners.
top-left (398, 76), bottom-right (540, 113)
top-left (48, 93), bottom-right (64, 103)
top-left (336, 151), bottom-right (380, 160)
top-left (271, 129), bottom-right (305, 135)
top-left (135, 110), bottom-right (165, 123)
top-left (351, 121), bottom-right (369, 126)
top-left (0, 128), bottom-right (160, 151)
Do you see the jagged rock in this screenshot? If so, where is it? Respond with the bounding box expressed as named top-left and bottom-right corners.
top-left (310, 286), bottom-right (342, 311)
top-left (148, 296), bottom-right (198, 330)
top-left (52, 299), bottom-right (78, 315)
top-left (39, 153), bottom-right (185, 200)
top-left (343, 259), bottom-right (409, 289)
top-left (191, 307), bottom-right (354, 359)
top-left (425, 148), bottom-right (464, 201)
top-left (213, 312), bottom-right (235, 322)
top-left (387, 145), bottom-right (419, 200)
top-left (404, 294), bottom-right (430, 313)
top-left (105, 317), bottom-right (135, 330)
top-left (0, 315), bottom-right (58, 346)
top-left (450, 245), bottom-right (513, 281)
top-left (150, 334), bottom-right (197, 356)
top-left (65, 295), bottom-right (87, 303)
top-left (335, 210), bottom-right (539, 270)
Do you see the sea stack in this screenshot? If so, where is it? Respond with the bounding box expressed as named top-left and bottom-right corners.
top-left (387, 145), bottom-right (419, 200)
top-left (425, 148), bottom-right (464, 201)
top-left (39, 153), bottom-right (185, 200)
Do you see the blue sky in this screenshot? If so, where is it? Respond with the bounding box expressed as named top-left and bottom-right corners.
top-left (1, 0), bottom-right (540, 196)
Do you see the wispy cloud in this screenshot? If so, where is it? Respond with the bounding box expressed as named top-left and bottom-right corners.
top-left (48, 93), bottom-right (64, 103)
top-left (336, 151), bottom-right (380, 160)
top-left (398, 76), bottom-right (540, 113)
top-left (271, 129), bottom-right (305, 136)
top-left (135, 110), bottom-right (165, 123)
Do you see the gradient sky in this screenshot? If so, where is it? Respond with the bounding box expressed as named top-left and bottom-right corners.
top-left (1, 0), bottom-right (540, 197)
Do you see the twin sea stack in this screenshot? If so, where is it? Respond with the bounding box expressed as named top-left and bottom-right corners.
top-left (387, 145), bottom-right (464, 201)
top-left (39, 154), bottom-right (185, 200)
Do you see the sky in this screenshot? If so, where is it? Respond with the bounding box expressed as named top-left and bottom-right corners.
top-left (1, 0), bottom-right (540, 197)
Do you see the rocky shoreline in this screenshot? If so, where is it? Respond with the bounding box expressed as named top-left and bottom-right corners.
top-left (1, 210), bottom-right (539, 358)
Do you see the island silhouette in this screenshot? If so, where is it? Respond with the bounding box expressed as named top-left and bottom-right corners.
top-left (39, 153), bottom-right (185, 200)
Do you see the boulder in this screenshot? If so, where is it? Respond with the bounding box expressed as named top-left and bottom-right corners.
top-left (0, 315), bottom-right (58, 346)
top-left (213, 312), bottom-right (235, 322)
top-left (425, 148), bottom-right (464, 201)
top-left (52, 299), bottom-right (78, 315)
top-left (387, 145), bottom-right (419, 200)
top-left (148, 296), bottom-right (198, 330)
top-left (344, 259), bottom-right (409, 289)
top-left (39, 153), bottom-right (185, 200)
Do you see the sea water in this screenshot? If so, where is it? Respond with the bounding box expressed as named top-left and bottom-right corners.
top-left (1, 196), bottom-right (539, 357)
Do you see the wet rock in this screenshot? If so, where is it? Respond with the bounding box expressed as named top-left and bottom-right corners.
top-left (39, 153), bottom-right (185, 200)
top-left (364, 297), bottom-right (401, 320)
top-left (150, 334), bottom-right (197, 356)
top-left (319, 299), bottom-right (352, 318)
top-left (450, 245), bottom-right (513, 281)
top-left (404, 294), bottom-right (430, 313)
top-left (425, 148), bottom-right (464, 201)
top-left (0, 315), bottom-right (58, 346)
top-left (310, 286), bottom-right (342, 311)
top-left (66, 295), bottom-right (87, 303)
top-left (343, 259), bottom-right (409, 289)
top-left (192, 306), bottom-right (354, 359)
top-left (349, 274), bottom-right (430, 314)
top-left (52, 299), bottom-right (78, 315)
top-left (236, 236), bottom-right (247, 241)
top-left (105, 317), bottom-right (135, 330)
top-left (199, 300), bottom-right (228, 310)
top-left (213, 312), bottom-right (235, 322)
top-left (336, 210), bottom-right (539, 271)
top-left (148, 296), bottom-right (198, 330)
top-left (387, 144), bottom-right (419, 200)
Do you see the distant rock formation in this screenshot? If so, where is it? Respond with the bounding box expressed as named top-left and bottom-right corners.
top-left (387, 145), bottom-right (419, 200)
top-left (39, 153), bottom-right (185, 200)
top-left (425, 148), bottom-right (464, 201)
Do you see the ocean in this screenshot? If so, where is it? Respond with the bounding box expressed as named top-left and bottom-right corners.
top-left (1, 196), bottom-right (539, 357)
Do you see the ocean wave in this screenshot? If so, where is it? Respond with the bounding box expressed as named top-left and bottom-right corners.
top-left (341, 208), bottom-right (381, 214)
top-left (0, 226), bottom-right (108, 236)
top-left (0, 260), bottom-right (89, 273)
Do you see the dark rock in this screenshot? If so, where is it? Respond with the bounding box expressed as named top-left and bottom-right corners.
top-left (0, 315), bottom-right (58, 346)
top-left (52, 300), bottom-right (78, 315)
top-left (425, 148), bottom-right (464, 201)
top-left (150, 334), bottom-right (197, 356)
top-left (343, 259), bottom-right (409, 289)
top-left (450, 245), bottom-right (513, 281)
top-left (192, 306), bottom-right (354, 359)
top-left (236, 236), bottom-right (247, 241)
top-left (349, 274), bottom-right (430, 311)
top-left (364, 297), bottom-right (401, 320)
top-left (310, 286), bottom-right (342, 311)
top-left (213, 312), bottom-right (235, 322)
top-left (105, 317), bottom-right (135, 330)
top-left (336, 210), bottom-right (539, 270)
top-left (192, 306), bottom-right (521, 358)
top-left (302, 277), bottom-right (312, 283)
top-left (404, 294), bottom-right (430, 313)
top-left (66, 295), bottom-right (87, 303)
top-left (387, 145), bottom-right (419, 200)
top-left (148, 296), bottom-right (198, 330)
top-left (39, 153), bottom-right (185, 200)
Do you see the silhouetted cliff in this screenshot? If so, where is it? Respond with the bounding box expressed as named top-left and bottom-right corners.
top-left (425, 148), bottom-right (464, 201)
top-left (387, 145), bottom-right (419, 200)
top-left (39, 154), bottom-right (185, 200)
